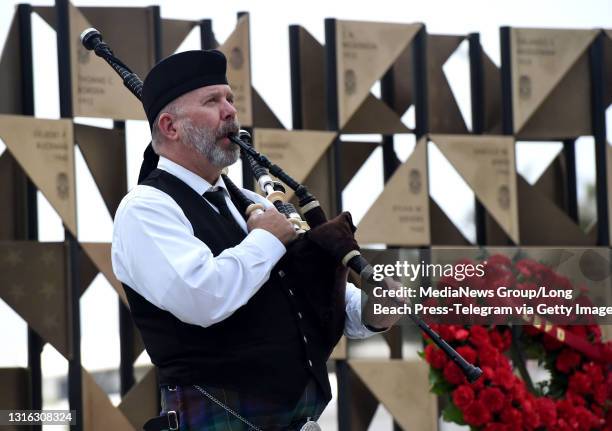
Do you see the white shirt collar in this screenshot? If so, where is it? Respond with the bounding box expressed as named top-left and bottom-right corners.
top-left (157, 156), bottom-right (227, 196)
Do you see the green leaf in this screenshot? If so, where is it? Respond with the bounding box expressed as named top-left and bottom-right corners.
top-left (442, 403), bottom-right (465, 425)
top-left (428, 368), bottom-right (453, 395)
top-left (476, 248), bottom-right (489, 261)
top-left (429, 368), bottom-right (443, 386)
top-left (431, 380), bottom-right (454, 395)
top-left (512, 249), bottom-right (527, 263)
top-left (523, 342), bottom-right (545, 360)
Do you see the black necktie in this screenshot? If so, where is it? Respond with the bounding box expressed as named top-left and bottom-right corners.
top-left (203, 189), bottom-right (243, 231)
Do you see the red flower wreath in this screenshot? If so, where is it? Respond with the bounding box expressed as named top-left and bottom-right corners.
top-left (421, 254), bottom-right (612, 431)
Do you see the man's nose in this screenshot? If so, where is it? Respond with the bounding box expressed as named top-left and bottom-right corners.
top-left (221, 99), bottom-right (237, 121)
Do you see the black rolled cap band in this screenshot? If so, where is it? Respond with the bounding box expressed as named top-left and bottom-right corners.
top-left (145, 73), bottom-right (228, 127)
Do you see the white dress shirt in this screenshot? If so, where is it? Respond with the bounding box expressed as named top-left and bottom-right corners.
top-left (112, 156), bottom-right (376, 338)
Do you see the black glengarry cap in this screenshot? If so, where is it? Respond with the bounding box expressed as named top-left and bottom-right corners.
top-left (142, 49), bottom-right (228, 128)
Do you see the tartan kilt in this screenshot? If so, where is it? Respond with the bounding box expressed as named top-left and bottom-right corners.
top-left (160, 379), bottom-right (327, 431)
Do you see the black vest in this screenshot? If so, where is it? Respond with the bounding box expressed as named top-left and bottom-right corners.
top-left (122, 169), bottom-right (342, 406)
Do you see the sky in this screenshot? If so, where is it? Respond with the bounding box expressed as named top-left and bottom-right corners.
top-left (0, 0), bottom-right (611, 406)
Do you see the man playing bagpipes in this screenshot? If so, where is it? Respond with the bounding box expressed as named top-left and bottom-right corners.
top-left (111, 49), bottom-right (396, 431)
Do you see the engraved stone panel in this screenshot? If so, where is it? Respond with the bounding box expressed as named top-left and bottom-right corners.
top-left (431, 134), bottom-right (519, 243)
top-left (68, 5), bottom-right (147, 120)
top-left (335, 20), bottom-right (421, 129)
top-left (357, 138), bottom-right (430, 245)
top-left (510, 28), bottom-right (597, 136)
top-left (0, 115), bottom-right (77, 236)
top-left (253, 129), bottom-right (336, 200)
top-left (0, 241), bottom-right (72, 358)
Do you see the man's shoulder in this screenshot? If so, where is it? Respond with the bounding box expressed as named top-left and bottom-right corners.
top-left (115, 184), bottom-right (179, 221)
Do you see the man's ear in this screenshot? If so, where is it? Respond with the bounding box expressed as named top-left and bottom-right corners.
top-left (157, 113), bottom-right (179, 142)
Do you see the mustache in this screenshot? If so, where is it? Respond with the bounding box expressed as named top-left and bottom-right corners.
top-left (216, 120), bottom-right (240, 139)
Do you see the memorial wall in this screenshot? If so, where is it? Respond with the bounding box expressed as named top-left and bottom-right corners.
top-left (0, 2), bottom-right (610, 430)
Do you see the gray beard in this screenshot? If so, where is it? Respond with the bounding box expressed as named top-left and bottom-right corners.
top-left (180, 118), bottom-right (240, 168)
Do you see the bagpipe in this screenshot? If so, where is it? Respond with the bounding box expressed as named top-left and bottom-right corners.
top-left (80, 28), bottom-right (482, 383)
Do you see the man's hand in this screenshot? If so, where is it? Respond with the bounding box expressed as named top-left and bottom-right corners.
top-left (247, 207), bottom-right (298, 245)
top-left (362, 277), bottom-right (409, 330)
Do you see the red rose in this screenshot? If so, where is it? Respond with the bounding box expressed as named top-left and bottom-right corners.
top-left (591, 404), bottom-right (603, 418)
top-left (509, 377), bottom-right (528, 401)
top-left (565, 390), bottom-right (586, 406)
top-left (456, 345), bottom-right (477, 365)
top-left (470, 372), bottom-right (485, 391)
top-left (424, 344), bottom-right (448, 370)
top-left (483, 424), bottom-right (509, 431)
top-left (533, 262), bottom-right (553, 280)
top-left (454, 327), bottom-right (469, 341)
top-left (452, 384), bottom-right (474, 410)
top-left (469, 326), bottom-right (490, 347)
top-left (443, 361), bottom-right (466, 385)
top-left (479, 387), bottom-right (505, 412)
top-left (553, 421), bottom-right (573, 431)
top-left (582, 362), bottom-right (604, 384)
top-left (481, 366), bottom-right (494, 379)
top-left (489, 329), bottom-right (512, 352)
top-left (568, 372), bottom-right (591, 395)
top-left (500, 407), bottom-right (523, 429)
top-left (485, 254), bottom-right (512, 269)
top-left (556, 399), bottom-right (576, 424)
top-left (605, 410), bottom-right (612, 431)
top-left (523, 408), bottom-right (541, 430)
top-left (479, 344), bottom-right (500, 368)
top-left (436, 325), bottom-right (456, 341)
top-left (555, 349), bottom-right (582, 373)
top-left (515, 259), bottom-right (537, 278)
top-left (593, 383), bottom-right (606, 406)
top-left (521, 392), bottom-right (536, 411)
top-left (486, 274), bottom-right (516, 294)
top-left (462, 400), bottom-right (492, 426)
top-left (535, 398), bottom-right (557, 428)
top-left (493, 367), bottom-right (515, 390)
top-left (573, 406), bottom-right (602, 430)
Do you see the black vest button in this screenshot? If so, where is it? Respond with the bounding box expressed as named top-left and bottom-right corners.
top-left (278, 270), bottom-right (286, 278)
